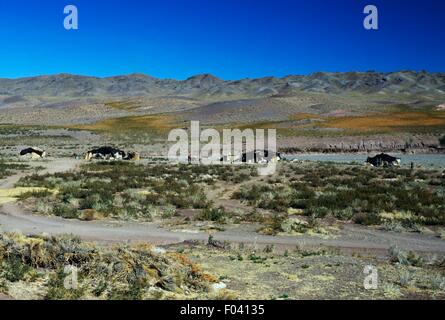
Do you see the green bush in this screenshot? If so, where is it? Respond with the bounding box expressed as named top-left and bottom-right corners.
top-left (17, 189), bottom-right (52, 200)
top-left (389, 246), bottom-right (424, 266)
top-left (53, 204), bottom-right (79, 219)
top-left (353, 212), bottom-right (381, 225)
top-left (0, 255), bottom-right (32, 282)
top-left (198, 207), bottom-right (230, 223)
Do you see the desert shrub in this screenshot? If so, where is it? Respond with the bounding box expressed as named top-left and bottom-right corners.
top-left (232, 163), bottom-right (445, 226)
top-left (17, 189), bottom-right (52, 200)
top-left (0, 233), bottom-right (216, 300)
top-left (429, 275), bottom-right (445, 290)
top-left (35, 200), bottom-right (53, 215)
top-left (16, 162), bottom-right (223, 221)
top-left (353, 212), bottom-right (381, 225)
top-left (242, 209), bottom-right (266, 224)
top-left (161, 205), bottom-right (177, 219)
top-left (45, 269), bottom-right (86, 300)
top-left (332, 207), bottom-right (355, 220)
top-left (0, 160), bottom-right (29, 179)
top-left (232, 184), bottom-right (272, 203)
top-left (389, 246), bottom-right (424, 266)
top-left (270, 213), bottom-right (286, 234)
top-left (0, 255), bottom-right (32, 282)
top-left (198, 207), bottom-right (230, 223)
top-left (53, 203), bottom-right (79, 219)
top-left (306, 206), bottom-right (330, 219)
top-left (381, 221), bottom-right (406, 233)
top-left (231, 172), bottom-right (251, 184)
top-left (249, 253), bottom-right (267, 263)
top-left (399, 271), bottom-right (414, 287)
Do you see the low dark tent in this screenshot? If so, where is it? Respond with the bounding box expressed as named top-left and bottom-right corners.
top-left (84, 147), bottom-right (139, 161)
top-left (366, 153), bottom-right (401, 167)
top-left (85, 146), bottom-right (126, 160)
top-left (19, 147), bottom-right (45, 158)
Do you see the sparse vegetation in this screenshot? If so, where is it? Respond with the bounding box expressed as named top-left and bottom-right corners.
top-left (389, 246), bottom-right (425, 267)
top-left (17, 162), bottom-right (211, 220)
top-left (0, 232), bottom-right (217, 300)
top-left (1, 70), bottom-right (445, 301)
top-left (171, 241), bottom-right (445, 300)
top-left (0, 160), bottom-right (28, 179)
top-left (318, 111), bottom-right (445, 134)
top-left (72, 114), bottom-right (179, 135)
top-left (198, 207), bottom-right (231, 223)
top-left (16, 162), bottom-right (256, 221)
top-left (2, 159), bottom-right (445, 300)
top-left (233, 163), bottom-right (445, 227)
top-left (15, 161), bottom-right (445, 231)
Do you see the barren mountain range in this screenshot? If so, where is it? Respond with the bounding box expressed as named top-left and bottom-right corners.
top-left (1, 71), bottom-right (445, 99)
top-left (0, 71), bottom-right (444, 154)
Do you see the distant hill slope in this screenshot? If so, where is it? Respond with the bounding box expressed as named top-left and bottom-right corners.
top-left (0, 71), bottom-right (444, 98)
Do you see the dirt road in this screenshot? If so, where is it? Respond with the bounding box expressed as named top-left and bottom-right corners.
top-left (0, 159), bottom-right (444, 255)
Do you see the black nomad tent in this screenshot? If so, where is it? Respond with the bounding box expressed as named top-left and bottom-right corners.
top-left (366, 153), bottom-right (401, 167)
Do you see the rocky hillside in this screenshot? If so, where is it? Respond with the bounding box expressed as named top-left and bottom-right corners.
top-left (0, 71), bottom-right (444, 99)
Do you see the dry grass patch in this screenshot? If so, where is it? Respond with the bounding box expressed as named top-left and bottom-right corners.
top-left (105, 99), bottom-right (141, 111)
top-left (318, 111), bottom-right (445, 133)
top-left (71, 114), bottom-right (179, 134)
top-left (228, 110), bottom-right (445, 137)
top-left (0, 232), bottom-right (218, 300)
top-left (289, 113), bottom-right (321, 121)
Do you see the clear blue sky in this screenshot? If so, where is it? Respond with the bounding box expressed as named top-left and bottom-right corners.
top-left (0, 0), bottom-right (444, 79)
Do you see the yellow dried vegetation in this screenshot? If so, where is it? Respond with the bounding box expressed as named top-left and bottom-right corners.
top-left (71, 114), bottom-right (179, 134)
top-left (318, 111), bottom-right (445, 132)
